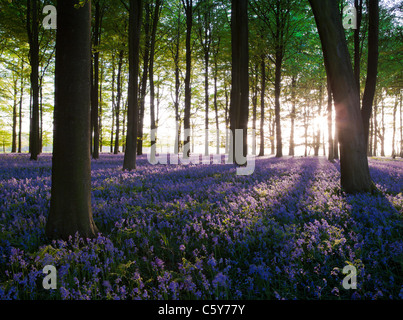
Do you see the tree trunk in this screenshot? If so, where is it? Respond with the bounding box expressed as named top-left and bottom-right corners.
top-left (392, 94), bottom-right (397, 158)
top-left (214, 60), bottom-right (219, 154)
top-left (400, 90), bottom-right (403, 158)
top-left (46, 0), bottom-right (98, 240)
top-left (12, 76), bottom-right (18, 153)
top-left (230, 0), bottom-right (249, 165)
top-left (361, 0), bottom-right (379, 149)
top-left (114, 49), bottom-right (124, 154)
top-left (314, 85), bottom-right (323, 156)
top-left (380, 92), bottom-right (385, 156)
top-left (327, 76), bottom-right (334, 161)
top-left (123, 0), bottom-right (142, 171)
top-left (373, 94), bottom-right (378, 156)
top-left (18, 62), bottom-right (24, 154)
top-left (149, 0), bottom-right (162, 163)
top-left (183, 0), bottom-right (193, 158)
top-left (289, 76), bottom-right (296, 156)
top-left (138, 1), bottom-right (151, 156)
top-left (309, 0), bottom-right (373, 193)
top-left (91, 0), bottom-right (101, 159)
top-left (274, 50), bottom-right (283, 158)
top-left (353, 0), bottom-right (362, 93)
top-left (259, 58), bottom-right (265, 157)
top-left (173, 7), bottom-right (181, 155)
top-left (27, 0), bottom-right (40, 160)
top-left (251, 65), bottom-right (258, 156)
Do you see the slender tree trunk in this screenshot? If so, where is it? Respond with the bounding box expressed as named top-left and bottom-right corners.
top-left (99, 59), bottom-right (104, 152)
top-left (400, 90), bottom-right (403, 158)
top-left (173, 7), bottom-right (181, 155)
top-left (353, 0), bottom-right (362, 93)
top-left (183, 0), bottom-right (193, 158)
top-left (327, 76), bottom-right (334, 161)
top-left (18, 62), bottom-right (24, 154)
top-left (304, 101), bottom-right (309, 157)
top-left (46, 0), bottom-right (98, 240)
top-left (114, 50), bottom-right (124, 154)
top-left (123, 0), bottom-right (142, 170)
top-left (91, 0), bottom-right (101, 159)
top-left (12, 76), bottom-right (18, 153)
top-left (122, 98), bottom-right (128, 153)
top-left (368, 112), bottom-right (373, 156)
top-left (138, 2), bottom-right (151, 156)
top-left (230, 0), bottom-right (249, 164)
top-left (373, 94), bottom-right (378, 156)
top-left (259, 58), bottom-right (265, 157)
top-left (27, 0), bottom-right (40, 160)
top-left (39, 77), bottom-right (43, 153)
top-left (274, 50), bottom-right (283, 158)
top-left (392, 94), bottom-right (397, 158)
top-left (380, 92), bottom-right (385, 156)
top-left (289, 76), bottom-right (296, 156)
top-left (361, 0), bottom-right (379, 149)
top-left (110, 52), bottom-right (115, 153)
top-left (149, 0), bottom-right (162, 163)
top-left (314, 84), bottom-right (323, 156)
top-left (224, 77), bottom-right (230, 154)
top-left (214, 60), bottom-right (219, 154)
top-left (251, 65), bottom-right (258, 156)
top-left (309, 0), bottom-right (373, 193)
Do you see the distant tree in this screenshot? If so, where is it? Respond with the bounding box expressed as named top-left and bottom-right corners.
top-left (149, 0), bottom-right (163, 164)
top-left (46, 0), bottom-right (99, 239)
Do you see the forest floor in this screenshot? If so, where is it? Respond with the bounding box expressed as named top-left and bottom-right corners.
top-left (0, 153), bottom-right (402, 300)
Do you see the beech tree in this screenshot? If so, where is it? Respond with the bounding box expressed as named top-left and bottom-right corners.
top-left (182, 0), bottom-right (193, 158)
top-left (123, 0), bottom-right (143, 170)
top-left (309, 0), bottom-right (374, 193)
top-left (27, 0), bottom-right (40, 160)
top-left (230, 0), bottom-right (249, 164)
top-left (46, 0), bottom-right (99, 239)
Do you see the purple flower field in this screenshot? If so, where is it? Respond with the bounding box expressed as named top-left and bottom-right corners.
top-left (0, 153), bottom-right (402, 300)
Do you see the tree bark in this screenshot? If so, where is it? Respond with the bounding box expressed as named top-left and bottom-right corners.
top-left (91, 0), bottom-right (101, 159)
top-left (274, 50), bottom-right (283, 158)
top-left (259, 58), bottom-right (265, 157)
top-left (123, 0), bottom-right (142, 171)
top-left (182, 0), bottom-right (193, 158)
top-left (138, 1), bottom-right (151, 155)
top-left (327, 76), bottom-right (334, 161)
top-left (18, 62), bottom-right (24, 154)
top-left (149, 0), bottom-right (162, 163)
top-left (230, 0), bottom-right (249, 164)
top-left (309, 0), bottom-right (373, 193)
top-left (392, 94), bottom-right (397, 158)
top-left (373, 94), bottom-right (378, 156)
top-left (361, 0), bottom-right (379, 149)
top-left (114, 49), bottom-right (124, 154)
top-left (289, 76), bottom-right (296, 156)
top-left (46, 0), bottom-right (98, 240)
top-left (12, 76), bottom-right (18, 153)
top-left (27, 0), bottom-right (40, 160)
top-left (353, 0), bottom-right (363, 93)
